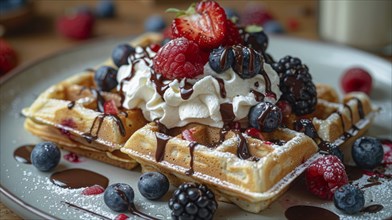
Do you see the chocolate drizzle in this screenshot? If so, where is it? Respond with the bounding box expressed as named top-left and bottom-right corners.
top-left (250, 89), bottom-right (265, 102)
top-left (50, 168), bottom-right (109, 189)
top-left (82, 114), bottom-right (126, 143)
top-left (150, 71), bottom-right (170, 99)
top-left (154, 120), bottom-right (170, 162)
top-left (67, 101), bottom-right (75, 110)
top-left (261, 70), bottom-right (277, 100)
top-left (13, 145), bottom-right (34, 164)
top-left (114, 187), bottom-right (158, 220)
top-left (351, 97), bottom-right (365, 119)
top-left (61, 201), bottom-right (111, 220)
top-left (185, 142), bottom-right (198, 176)
top-left (180, 80), bottom-right (194, 100)
top-left (213, 77), bottom-right (227, 98)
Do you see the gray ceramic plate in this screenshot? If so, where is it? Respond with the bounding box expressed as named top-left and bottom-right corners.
top-left (1, 37), bottom-right (391, 220)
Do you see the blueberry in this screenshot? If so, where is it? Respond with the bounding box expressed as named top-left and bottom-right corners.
top-left (352, 136), bottom-right (383, 169)
top-left (30, 142), bottom-right (61, 172)
top-left (138, 172), bottom-right (169, 200)
top-left (263, 20), bottom-right (285, 34)
top-left (111, 44), bottom-right (136, 68)
top-left (334, 184), bottom-right (365, 214)
top-left (104, 183), bottom-right (134, 212)
top-left (96, 0), bottom-right (115, 18)
top-left (249, 102), bottom-right (282, 132)
top-left (231, 45), bottom-right (263, 79)
top-left (209, 47), bottom-right (234, 73)
top-left (94, 66), bottom-right (118, 91)
top-left (224, 8), bottom-right (239, 19)
top-left (144, 15), bottom-right (166, 32)
top-left (242, 26), bottom-right (269, 52)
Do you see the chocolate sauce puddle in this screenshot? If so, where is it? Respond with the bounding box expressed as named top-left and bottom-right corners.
top-left (361, 204), bottom-right (384, 213)
top-left (50, 168), bottom-right (109, 189)
top-left (285, 205), bottom-right (339, 220)
top-left (13, 145), bottom-right (34, 164)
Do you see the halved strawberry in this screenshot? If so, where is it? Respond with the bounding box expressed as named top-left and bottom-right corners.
top-left (103, 100), bottom-right (118, 115)
top-left (169, 1), bottom-right (227, 50)
top-left (223, 19), bottom-right (242, 46)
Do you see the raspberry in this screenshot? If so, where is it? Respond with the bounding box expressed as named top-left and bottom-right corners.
top-left (245, 128), bottom-right (264, 140)
top-left (114, 214), bottom-right (129, 220)
top-left (153, 38), bottom-right (207, 79)
top-left (57, 13), bottom-right (95, 40)
top-left (241, 4), bottom-right (273, 26)
top-left (0, 38), bottom-right (18, 75)
top-left (182, 129), bottom-right (196, 141)
top-left (341, 67), bottom-right (372, 95)
top-left (305, 155), bottom-right (348, 200)
top-left (81, 185), bottom-right (105, 195)
top-left (103, 100), bottom-right (119, 115)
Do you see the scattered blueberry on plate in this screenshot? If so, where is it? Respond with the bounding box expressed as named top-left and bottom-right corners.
top-left (138, 172), bottom-right (169, 200)
top-left (144, 15), bottom-right (166, 32)
top-left (104, 183), bottom-right (134, 212)
top-left (96, 0), bottom-right (115, 18)
top-left (352, 136), bottom-right (384, 169)
top-left (30, 142), bottom-right (61, 172)
top-left (334, 184), bottom-right (365, 214)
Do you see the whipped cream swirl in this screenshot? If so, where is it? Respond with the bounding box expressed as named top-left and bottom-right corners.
top-left (117, 53), bottom-right (281, 129)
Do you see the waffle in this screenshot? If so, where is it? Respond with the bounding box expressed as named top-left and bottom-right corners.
top-left (120, 85), bottom-right (376, 213)
top-left (22, 33), bottom-right (162, 169)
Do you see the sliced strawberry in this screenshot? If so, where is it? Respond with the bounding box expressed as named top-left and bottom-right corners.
top-left (103, 100), bottom-right (119, 115)
top-left (170, 1), bottom-right (227, 50)
top-left (81, 185), bottom-right (105, 195)
top-left (182, 129), bottom-right (196, 142)
top-left (223, 19), bottom-right (242, 46)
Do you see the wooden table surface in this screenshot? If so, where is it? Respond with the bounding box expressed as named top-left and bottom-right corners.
top-left (0, 1), bottom-right (390, 219)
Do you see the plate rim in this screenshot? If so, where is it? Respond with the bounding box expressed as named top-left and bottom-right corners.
top-left (1, 35), bottom-right (391, 219)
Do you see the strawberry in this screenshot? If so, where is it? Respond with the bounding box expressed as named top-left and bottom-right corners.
top-left (223, 19), bottom-right (242, 46)
top-left (169, 1), bottom-right (227, 50)
top-left (57, 13), bottom-right (95, 40)
top-left (81, 185), bottom-right (105, 195)
top-left (0, 38), bottom-right (18, 75)
top-left (103, 100), bottom-right (119, 115)
top-left (153, 37), bottom-right (208, 79)
top-left (182, 129), bottom-right (196, 141)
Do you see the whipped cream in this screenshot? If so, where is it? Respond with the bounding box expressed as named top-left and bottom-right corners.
top-left (117, 51), bottom-right (281, 129)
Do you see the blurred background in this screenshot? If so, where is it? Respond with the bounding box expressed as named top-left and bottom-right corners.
top-left (0, 0), bottom-right (391, 218)
top-left (0, 0), bottom-right (391, 77)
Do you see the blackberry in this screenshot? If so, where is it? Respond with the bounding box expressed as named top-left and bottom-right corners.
top-left (273, 56), bottom-right (317, 115)
top-left (169, 182), bottom-right (217, 220)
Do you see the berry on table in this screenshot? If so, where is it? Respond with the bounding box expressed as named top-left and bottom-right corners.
top-left (248, 102), bottom-right (282, 132)
top-left (273, 56), bottom-right (317, 115)
top-left (305, 155), bottom-right (348, 200)
top-left (111, 44), bottom-right (136, 68)
top-left (333, 184), bottom-right (365, 214)
top-left (231, 45), bottom-right (263, 79)
top-left (169, 182), bottom-right (218, 220)
top-left (352, 136), bottom-right (384, 169)
top-left (144, 15), bottom-right (166, 32)
top-left (208, 46), bottom-right (234, 73)
top-left (138, 172), bottom-right (169, 200)
top-left (94, 66), bottom-right (118, 91)
top-left (341, 67), bottom-right (372, 95)
top-left (153, 37), bottom-right (208, 80)
top-left (96, 0), bottom-right (115, 18)
top-left (30, 142), bottom-right (61, 172)
top-left (241, 4), bottom-right (273, 26)
top-left (0, 38), bottom-right (18, 75)
top-left (57, 13), bottom-right (95, 40)
top-left (169, 0), bottom-right (227, 50)
top-left (104, 183), bottom-right (135, 212)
